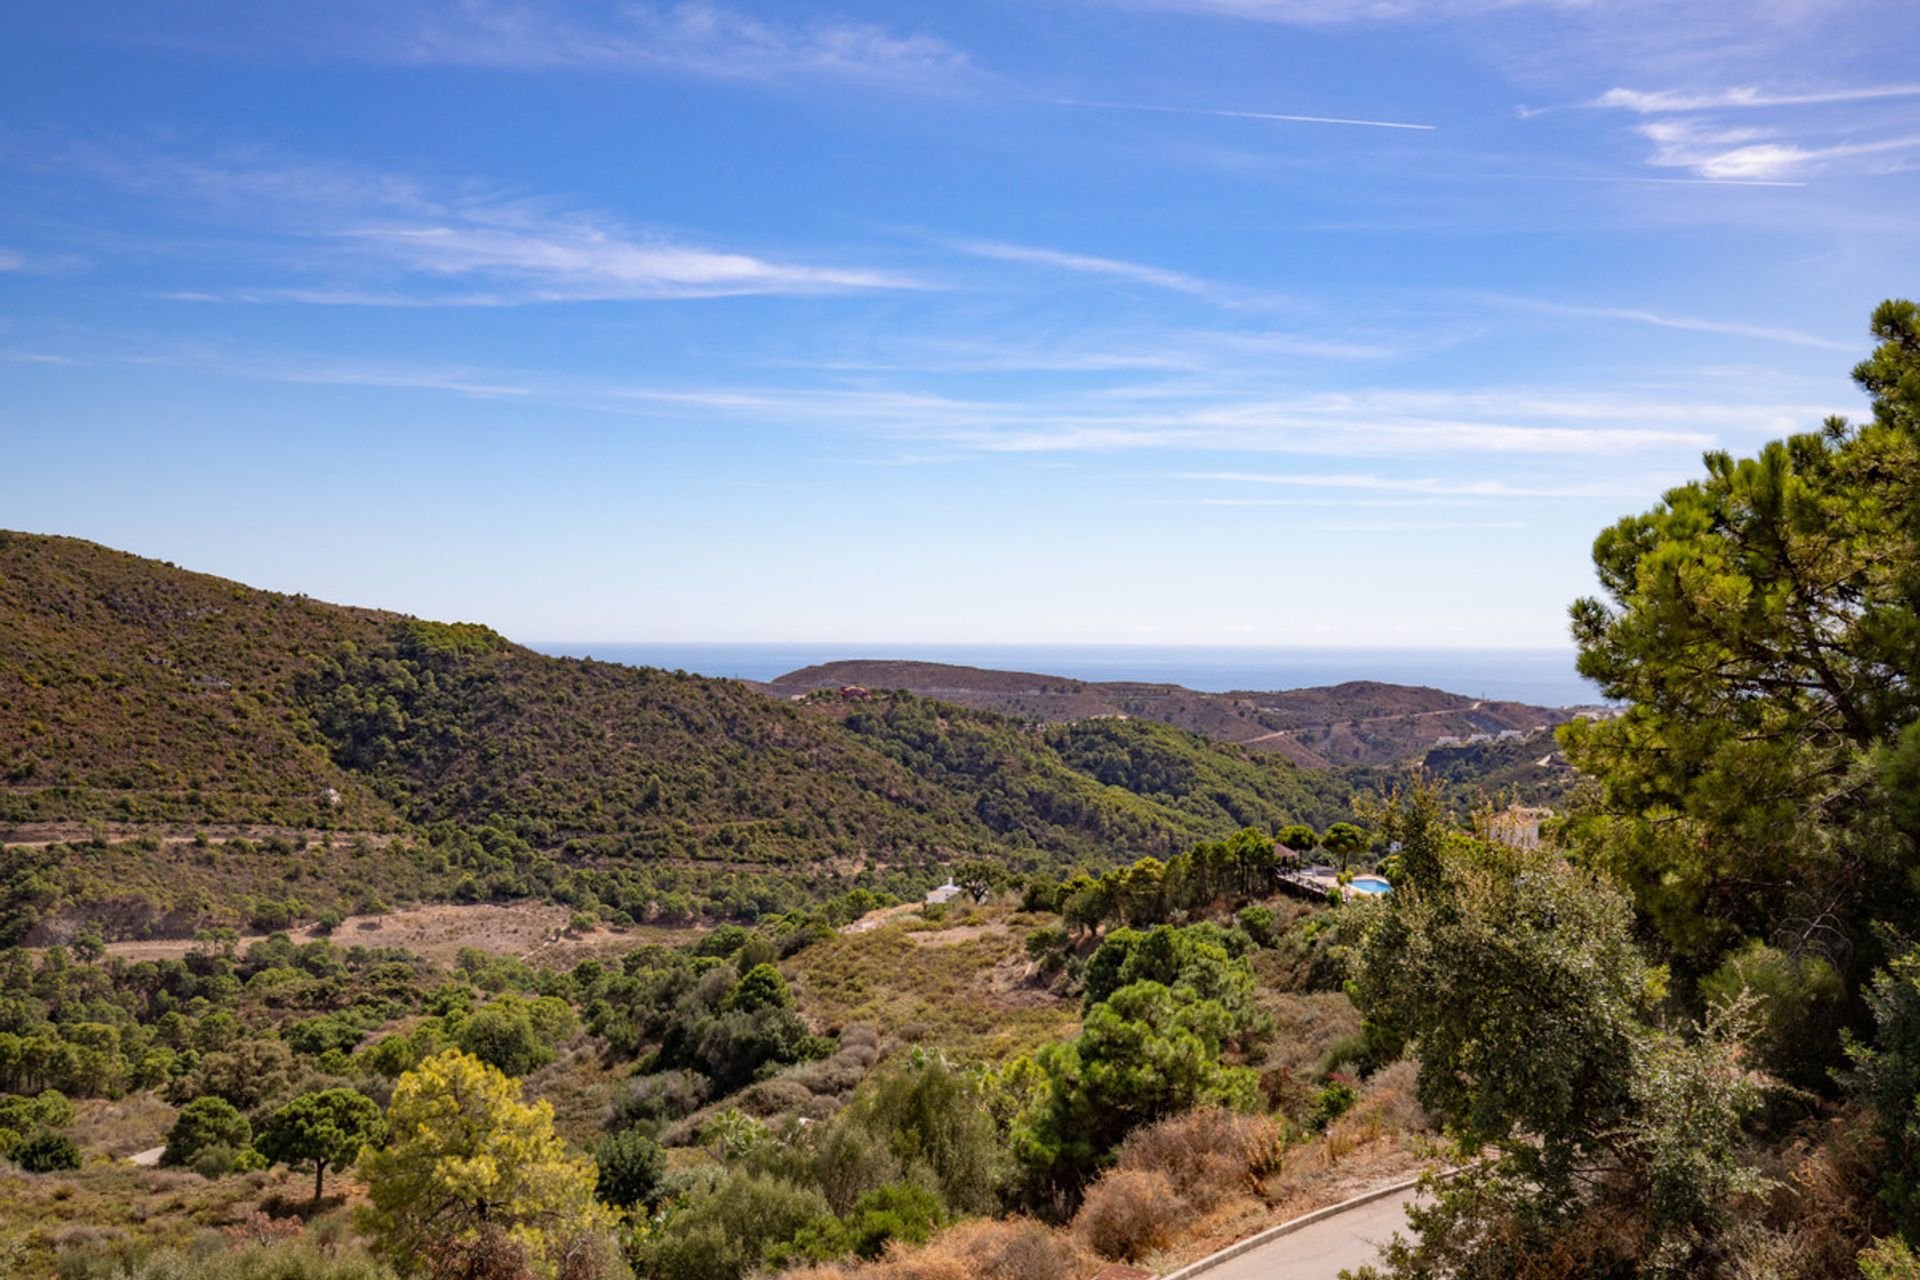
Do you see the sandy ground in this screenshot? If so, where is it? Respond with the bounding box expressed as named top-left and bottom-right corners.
top-left (100, 900), bottom-right (702, 967)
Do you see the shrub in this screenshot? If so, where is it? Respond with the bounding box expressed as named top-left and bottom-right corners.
top-left (456, 1003), bottom-right (552, 1078)
top-left (1305, 1079), bottom-right (1358, 1131)
top-left (595, 1126), bottom-right (666, 1209)
top-left (1073, 1169), bottom-right (1180, 1261)
top-left (611, 1070), bottom-right (710, 1127)
top-left (15, 1130), bottom-right (80, 1172)
top-left (163, 1095), bottom-right (251, 1168)
top-left (1111, 1107), bottom-right (1282, 1214)
top-left (638, 1170), bottom-right (828, 1280)
top-left (189, 1142), bottom-right (246, 1179)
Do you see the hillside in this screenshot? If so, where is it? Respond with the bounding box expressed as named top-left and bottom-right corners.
top-left (0, 533), bottom-right (1341, 934)
top-left (768, 660), bottom-right (1577, 768)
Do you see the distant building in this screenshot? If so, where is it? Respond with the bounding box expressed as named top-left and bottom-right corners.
top-left (925, 882), bottom-right (963, 905)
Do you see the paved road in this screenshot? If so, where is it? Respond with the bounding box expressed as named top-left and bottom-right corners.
top-left (1194, 1187), bottom-right (1419, 1280)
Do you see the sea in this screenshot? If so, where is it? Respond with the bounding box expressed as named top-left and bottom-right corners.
top-left (527, 643), bottom-right (1602, 708)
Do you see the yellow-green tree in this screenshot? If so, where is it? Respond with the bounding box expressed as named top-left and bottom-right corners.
top-left (357, 1049), bottom-right (614, 1278)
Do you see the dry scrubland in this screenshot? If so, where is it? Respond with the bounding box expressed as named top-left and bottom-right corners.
top-left (0, 888), bottom-right (1439, 1280)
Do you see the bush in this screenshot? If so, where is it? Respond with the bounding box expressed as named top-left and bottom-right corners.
top-left (163, 1095), bottom-right (251, 1167)
top-left (189, 1142), bottom-right (246, 1178)
top-left (595, 1127), bottom-right (666, 1209)
top-left (15, 1130), bottom-right (80, 1172)
top-left (1305, 1078), bottom-right (1358, 1131)
top-left (456, 1003), bottom-right (552, 1078)
top-left (1074, 1169), bottom-right (1180, 1261)
top-left (1111, 1107), bottom-right (1281, 1214)
top-left (641, 1170), bottom-right (827, 1280)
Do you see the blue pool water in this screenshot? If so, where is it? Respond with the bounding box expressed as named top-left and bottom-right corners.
top-left (1350, 876), bottom-right (1393, 895)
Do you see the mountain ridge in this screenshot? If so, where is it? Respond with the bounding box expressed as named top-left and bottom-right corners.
top-left (766, 659), bottom-right (1580, 769)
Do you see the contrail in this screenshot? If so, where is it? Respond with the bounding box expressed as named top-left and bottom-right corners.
top-left (1058, 97), bottom-right (1435, 131)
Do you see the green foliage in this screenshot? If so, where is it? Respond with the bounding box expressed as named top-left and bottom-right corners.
top-left (13, 1130), bottom-right (78, 1172)
top-left (1277, 823), bottom-right (1318, 853)
top-left (254, 1088), bottom-right (386, 1202)
top-left (1350, 803), bottom-right (1770, 1276)
top-left (1861, 1236), bottom-right (1920, 1280)
top-left (0, 1090), bottom-right (71, 1152)
top-left (636, 1169), bottom-right (828, 1280)
top-left (1699, 941), bottom-right (1842, 1087)
top-left (163, 1095), bottom-right (251, 1168)
top-left (1352, 838), bottom-right (1649, 1195)
top-left (820, 1054), bottom-right (1005, 1217)
top-left (777, 1182), bottom-right (946, 1264)
top-left (1080, 924), bottom-right (1262, 1024)
top-left (1304, 1078), bottom-right (1357, 1131)
top-left (725, 963), bottom-right (792, 1015)
top-left (594, 1126), bottom-right (666, 1210)
top-left (1562, 301), bottom-right (1920, 983)
top-left (456, 998), bottom-right (556, 1078)
top-left (951, 859), bottom-right (1005, 904)
top-left (1845, 945), bottom-right (1920, 1233)
top-left (1319, 821), bottom-right (1369, 870)
top-left (1008, 928), bottom-right (1269, 1207)
top-left (357, 1050), bottom-right (613, 1277)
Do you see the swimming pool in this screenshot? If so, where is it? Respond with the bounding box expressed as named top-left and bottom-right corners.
top-left (1350, 876), bottom-right (1392, 895)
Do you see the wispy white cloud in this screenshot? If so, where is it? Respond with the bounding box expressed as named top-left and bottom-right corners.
top-left (196, 1), bottom-right (976, 89)
top-left (74, 341), bottom-right (1773, 459)
top-left (1466, 291), bottom-right (1851, 350)
top-left (1179, 470), bottom-right (1661, 497)
top-left (1090, 0), bottom-right (1584, 23)
top-left (954, 239), bottom-right (1277, 308)
top-left (0, 249), bottom-right (25, 271)
top-left (1595, 83), bottom-right (1920, 113)
top-left (958, 240), bottom-right (1221, 296)
top-left (1056, 98), bottom-right (1434, 131)
top-left (333, 220), bottom-right (915, 302)
top-left (73, 149), bottom-right (922, 304)
top-left (1635, 118), bottom-right (1920, 180)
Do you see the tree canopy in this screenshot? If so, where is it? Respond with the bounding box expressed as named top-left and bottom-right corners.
top-left (255, 1087), bottom-right (385, 1204)
top-left (357, 1050), bottom-right (612, 1278)
top-left (1562, 300), bottom-right (1920, 989)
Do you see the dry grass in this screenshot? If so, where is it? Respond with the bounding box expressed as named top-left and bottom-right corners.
top-left (789, 911), bottom-right (1076, 1063)
top-left (777, 1216), bottom-right (1096, 1280)
top-left (68, 1094), bottom-right (177, 1159)
top-left (1074, 1169), bottom-right (1182, 1261)
top-left (1253, 991), bottom-right (1362, 1080)
top-left (101, 900), bottom-right (703, 968)
top-left (0, 1158), bottom-right (345, 1276)
top-left (1073, 1110), bottom-right (1285, 1263)
top-left (1112, 1108), bottom-right (1284, 1214)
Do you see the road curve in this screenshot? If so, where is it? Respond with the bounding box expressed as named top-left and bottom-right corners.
top-left (1182, 1186), bottom-right (1419, 1280)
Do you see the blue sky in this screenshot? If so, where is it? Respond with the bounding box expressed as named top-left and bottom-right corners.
top-left (3, 0), bottom-right (1917, 648)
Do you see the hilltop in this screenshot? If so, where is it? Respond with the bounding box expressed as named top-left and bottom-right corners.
top-left (768, 659), bottom-right (1577, 769)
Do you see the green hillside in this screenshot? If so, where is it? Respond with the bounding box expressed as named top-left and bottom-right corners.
top-left (0, 533), bottom-right (1339, 929)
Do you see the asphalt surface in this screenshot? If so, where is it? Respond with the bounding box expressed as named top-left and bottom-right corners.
top-left (1192, 1186), bottom-right (1420, 1280)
